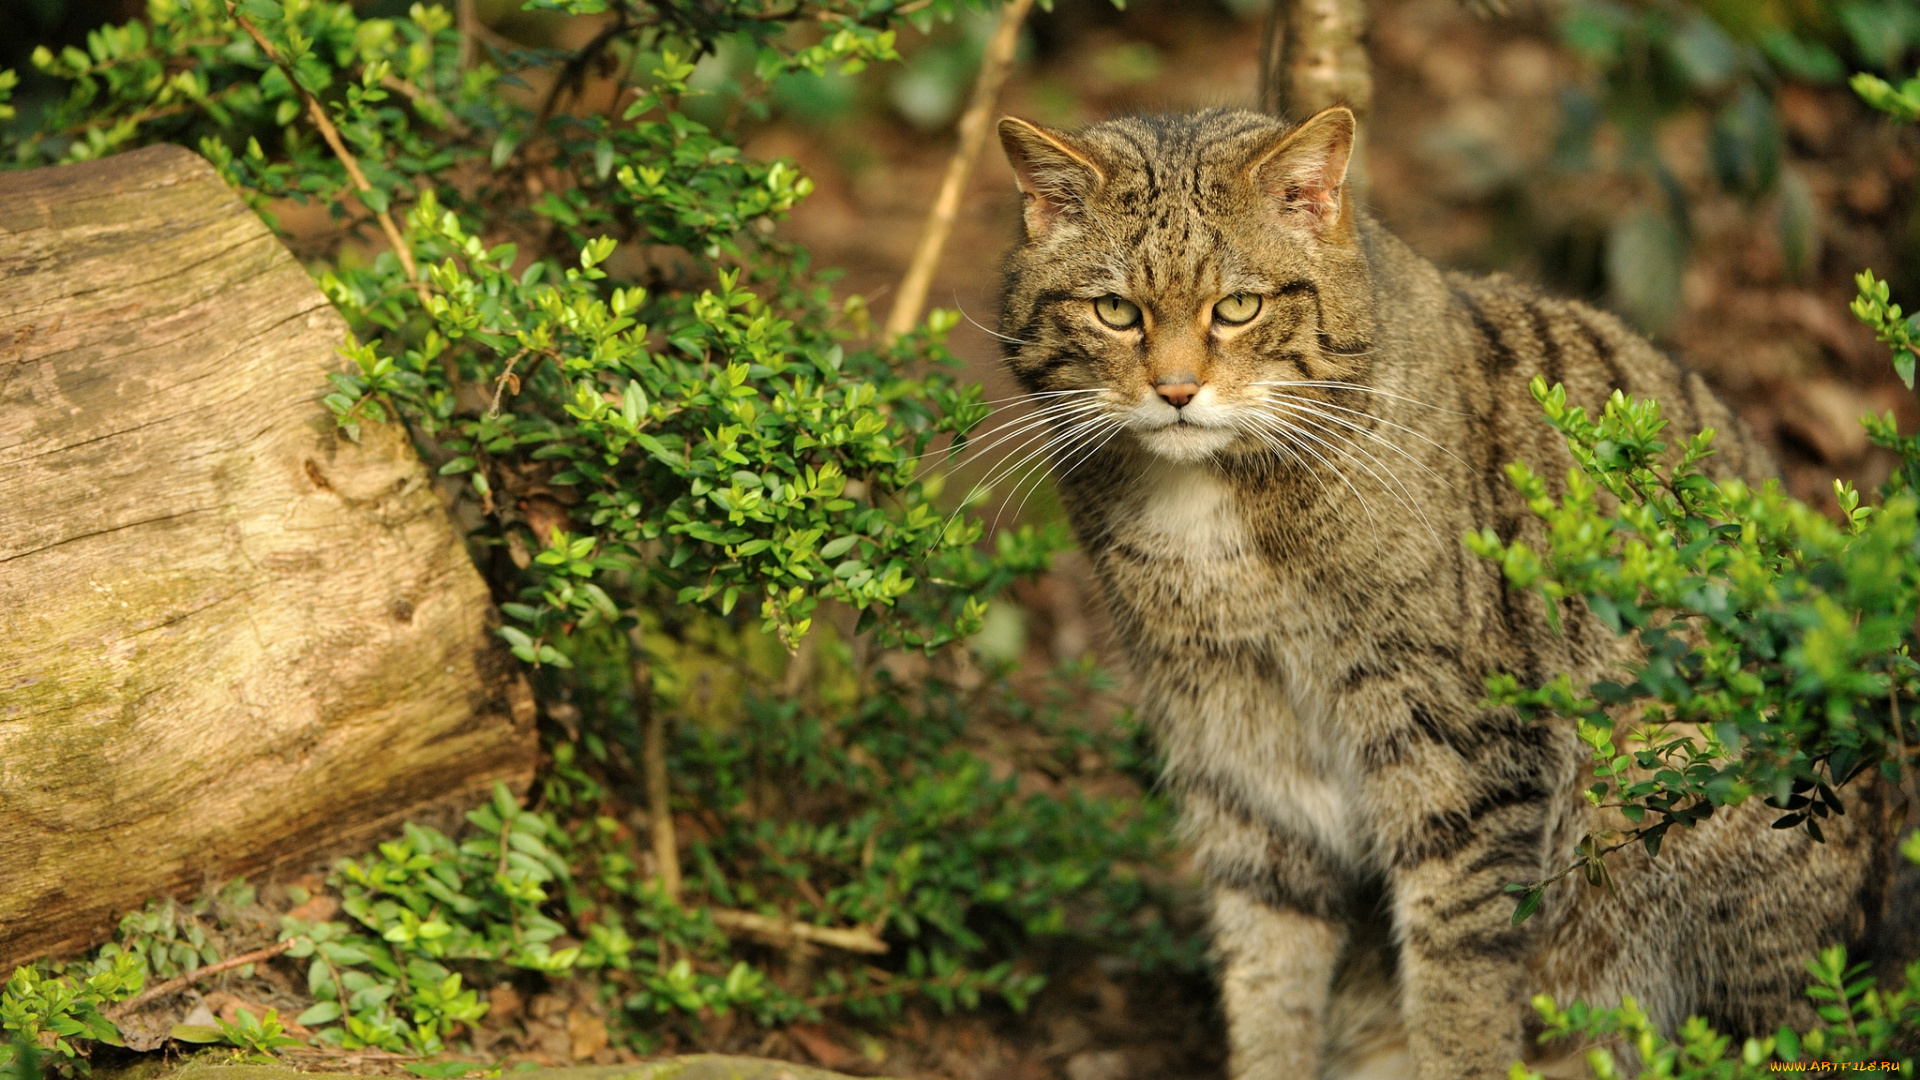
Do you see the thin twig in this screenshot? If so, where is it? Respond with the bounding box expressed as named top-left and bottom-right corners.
top-left (805, 969), bottom-right (966, 1008)
top-left (456, 0), bottom-right (476, 70)
top-left (1259, 0), bottom-right (1373, 121)
top-left (1894, 687), bottom-right (1916, 815)
top-left (709, 909), bottom-right (887, 955)
top-left (488, 348), bottom-right (531, 417)
top-left (535, 8), bottom-right (640, 128)
top-left (380, 74), bottom-right (471, 138)
top-left (633, 623), bottom-right (682, 901)
top-left (228, 5), bottom-right (426, 301)
top-left (1523, 828), bottom-right (1651, 898)
top-left (883, 0), bottom-right (1035, 340)
top-left (108, 939), bottom-right (297, 1016)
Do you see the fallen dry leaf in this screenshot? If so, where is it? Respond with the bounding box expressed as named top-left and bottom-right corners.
top-left (285, 894), bottom-right (342, 923)
top-left (487, 983), bottom-right (525, 1026)
top-left (566, 1007), bottom-right (608, 1061)
top-left (786, 1023), bottom-right (857, 1069)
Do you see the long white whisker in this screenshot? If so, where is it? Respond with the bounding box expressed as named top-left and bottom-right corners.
top-left (948, 399), bottom-right (1110, 461)
top-left (995, 415), bottom-right (1120, 532)
top-left (1005, 412), bottom-right (1129, 526)
top-left (953, 297), bottom-right (1030, 346)
top-left (1261, 395), bottom-right (1456, 486)
top-left (1251, 411), bottom-right (1374, 526)
top-left (1258, 390), bottom-right (1467, 471)
top-left (1240, 420), bottom-right (1339, 506)
top-left (980, 412), bottom-right (1109, 498)
top-left (977, 388), bottom-right (1106, 407)
top-left (1251, 380), bottom-right (1470, 416)
top-left (948, 408), bottom-right (1113, 536)
top-left (974, 415), bottom-right (1109, 530)
top-left (1266, 429), bottom-right (1339, 505)
top-left (1244, 412), bottom-right (1378, 527)
top-left (1264, 407), bottom-right (1441, 543)
top-left (907, 397), bottom-right (1108, 465)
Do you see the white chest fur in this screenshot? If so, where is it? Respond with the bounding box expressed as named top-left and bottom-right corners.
top-left (1130, 461), bottom-right (1245, 556)
top-left (1107, 461), bottom-right (1367, 868)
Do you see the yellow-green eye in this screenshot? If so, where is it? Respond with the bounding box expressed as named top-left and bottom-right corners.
top-left (1213, 293), bottom-right (1262, 325)
top-left (1093, 295), bottom-right (1142, 330)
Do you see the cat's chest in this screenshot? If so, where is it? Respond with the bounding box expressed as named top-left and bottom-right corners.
top-left (1091, 462), bottom-right (1366, 864)
top-left (1094, 463), bottom-right (1277, 638)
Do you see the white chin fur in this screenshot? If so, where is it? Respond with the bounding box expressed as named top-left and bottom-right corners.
top-left (1139, 423), bottom-right (1236, 462)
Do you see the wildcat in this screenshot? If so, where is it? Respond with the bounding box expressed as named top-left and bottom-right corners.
top-left (993, 106), bottom-right (1895, 1080)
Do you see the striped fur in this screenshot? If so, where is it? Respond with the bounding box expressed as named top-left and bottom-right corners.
top-left (994, 107), bottom-right (1894, 1080)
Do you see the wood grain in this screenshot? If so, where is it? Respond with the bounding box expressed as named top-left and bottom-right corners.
top-left (0, 144), bottom-right (537, 968)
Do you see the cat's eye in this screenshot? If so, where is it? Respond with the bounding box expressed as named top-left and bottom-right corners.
top-left (1213, 293), bottom-right (1262, 326)
top-left (1093, 295), bottom-right (1142, 330)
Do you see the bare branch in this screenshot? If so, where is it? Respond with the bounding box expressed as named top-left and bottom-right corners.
top-left (107, 939), bottom-right (297, 1016)
top-left (633, 623), bottom-right (682, 902)
top-left (884, 0), bottom-right (1036, 340)
top-left (228, 6), bottom-right (426, 300)
top-left (1259, 0), bottom-right (1372, 123)
top-left (710, 909), bottom-right (888, 955)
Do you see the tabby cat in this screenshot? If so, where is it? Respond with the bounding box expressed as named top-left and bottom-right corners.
top-left (993, 106), bottom-right (1895, 1080)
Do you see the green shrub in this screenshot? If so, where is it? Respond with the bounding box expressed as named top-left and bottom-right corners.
top-left (1484, 65), bottom-right (1920, 1078)
top-left (0, 0), bottom-right (1188, 1069)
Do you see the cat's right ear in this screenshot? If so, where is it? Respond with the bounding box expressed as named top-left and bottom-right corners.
top-left (998, 117), bottom-right (1103, 240)
top-left (1249, 106), bottom-right (1356, 239)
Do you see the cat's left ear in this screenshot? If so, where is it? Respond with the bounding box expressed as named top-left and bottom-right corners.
top-left (1249, 106), bottom-right (1356, 238)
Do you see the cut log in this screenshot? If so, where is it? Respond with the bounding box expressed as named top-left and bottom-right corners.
top-left (0, 144), bottom-right (537, 969)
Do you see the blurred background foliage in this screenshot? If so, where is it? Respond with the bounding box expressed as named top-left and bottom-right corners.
top-left (1, 0), bottom-right (1918, 1075)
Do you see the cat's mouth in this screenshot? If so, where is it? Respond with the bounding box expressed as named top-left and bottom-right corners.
top-left (1135, 415), bottom-right (1237, 462)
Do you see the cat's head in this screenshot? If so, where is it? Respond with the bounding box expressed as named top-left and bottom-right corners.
top-left (996, 106), bottom-right (1375, 465)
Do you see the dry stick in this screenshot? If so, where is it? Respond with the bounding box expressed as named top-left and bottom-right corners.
top-left (629, 626), bottom-right (876, 952)
top-left (882, 0), bottom-right (1036, 340)
top-left (456, 0), bottom-right (476, 70)
top-left (708, 909), bottom-right (887, 955)
top-left (228, 7), bottom-right (427, 302)
top-left (108, 939), bottom-right (297, 1016)
top-left (632, 624), bottom-right (682, 902)
top-left (1894, 688), bottom-right (1917, 816)
top-left (487, 348), bottom-right (531, 417)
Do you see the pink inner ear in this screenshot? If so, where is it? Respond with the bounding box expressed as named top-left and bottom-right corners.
top-left (1267, 141), bottom-right (1348, 229)
top-left (1255, 110), bottom-right (1355, 231)
top-left (1272, 166), bottom-right (1339, 226)
top-left (1290, 179), bottom-right (1338, 219)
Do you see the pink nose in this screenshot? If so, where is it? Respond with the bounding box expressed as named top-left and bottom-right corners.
top-left (1157, 383), bottom-right (1199, 408)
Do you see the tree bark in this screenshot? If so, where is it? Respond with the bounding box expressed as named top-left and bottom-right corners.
top-left (0, 144), bottom-right (538, 969)
top-left (1259, 0), bottom-right (1373, 124)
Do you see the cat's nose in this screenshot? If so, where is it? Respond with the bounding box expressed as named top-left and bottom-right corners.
top-left (1156, 382), bottom-right (1200, 408)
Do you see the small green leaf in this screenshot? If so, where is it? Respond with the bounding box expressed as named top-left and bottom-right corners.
top-left (1509, 887), bottom-right (1544, 926)
top-left (295, 1001), bottom-right (341, 1026)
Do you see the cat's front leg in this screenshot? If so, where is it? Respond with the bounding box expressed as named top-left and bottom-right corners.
top-left (1213, 885), bottom-right (1347, 1079)
top-left (1376, 768), bottom-right (1555, 1080)
top-left (1389, 854), bottom-right (1537, 1078)
top-left (1187, 783), bottom-right (1351, 1079)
